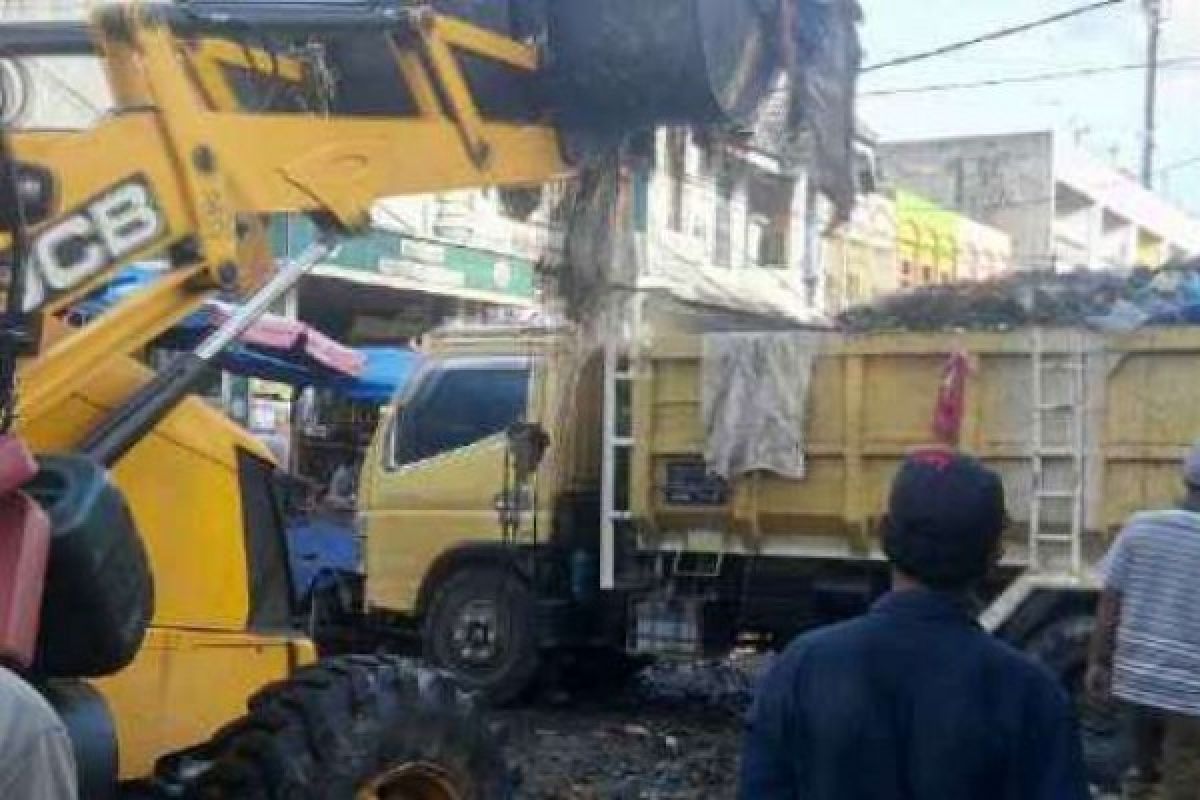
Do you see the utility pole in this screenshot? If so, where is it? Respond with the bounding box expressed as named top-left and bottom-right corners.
top-left (1142, 0), bottom-right (1162, 189)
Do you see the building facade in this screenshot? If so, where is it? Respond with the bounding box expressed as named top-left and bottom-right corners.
top-left (893, 190), bottom-right (1011, 289)
top-left (626, 127), bottom-right (820, 320)
top-left (820, 189), bottom-right (1012, 313)
top-left (822, 193), bottom-right (897, 311)
top-left (882, 132), bottom-right (1200, 271)
top-left (621, 129), bottom-right (1013, 317)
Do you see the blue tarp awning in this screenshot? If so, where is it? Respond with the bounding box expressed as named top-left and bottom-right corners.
top-left (330, 347), bottom-right (422, 404)
top-left (73, 266), bottom-right (420, 402)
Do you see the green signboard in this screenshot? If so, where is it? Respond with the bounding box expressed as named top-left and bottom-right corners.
top-left (270, 215), bottom-right (536, 304)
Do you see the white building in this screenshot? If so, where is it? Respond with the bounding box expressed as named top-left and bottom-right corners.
top-left (881, 131), bottom-right (1200, 272)
top-left (629, 127), bottom-right (821, 321)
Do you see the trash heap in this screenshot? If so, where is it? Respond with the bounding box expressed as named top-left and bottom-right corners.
top-left (838, 262), bottom-right (1200, 333)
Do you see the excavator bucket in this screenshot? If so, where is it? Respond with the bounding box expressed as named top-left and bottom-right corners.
top-left (177, 0), bottom-right (856, 148)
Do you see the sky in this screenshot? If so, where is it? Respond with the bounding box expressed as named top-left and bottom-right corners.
top-left (857, 0), bottom-right (1200, 213)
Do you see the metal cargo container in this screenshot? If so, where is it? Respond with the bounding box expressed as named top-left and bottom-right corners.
top-left (627, 327), bottom-right (1200, 580)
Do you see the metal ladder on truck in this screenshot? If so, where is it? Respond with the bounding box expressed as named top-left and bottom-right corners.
top-left (600, 335), bottom-right (635, 592)
top-left (982, 328), bottom-right (1087, 632)
top-left (984, 326), bottom-right (1089, 633)
top-left (1028, 328), bottom-right (1087, 576)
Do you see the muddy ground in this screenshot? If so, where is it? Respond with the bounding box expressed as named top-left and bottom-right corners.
top-left (498, 658), bottom-right (765, 800)
top-left (495, 655), bottom-right (1119, 800)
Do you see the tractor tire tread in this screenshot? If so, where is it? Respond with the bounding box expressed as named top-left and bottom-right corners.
top-left (191, 655), bottom-right (509, 799)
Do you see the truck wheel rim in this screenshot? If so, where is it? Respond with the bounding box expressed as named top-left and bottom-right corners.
top-left (357, 762), bottom-right (463, 800)
top-left (449, 598), bottom-right (504, 666)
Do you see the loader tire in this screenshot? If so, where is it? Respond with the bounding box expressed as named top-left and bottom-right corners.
top-left (191, 655), bottom-right (511, 800)
top-left (424, 566), bottom-right (540, 706)
top-left (1025, 615), bottom-right (1132, 792)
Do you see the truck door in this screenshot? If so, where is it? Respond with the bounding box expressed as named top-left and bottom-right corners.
top-left (362, 357), bottom-right (532, 613)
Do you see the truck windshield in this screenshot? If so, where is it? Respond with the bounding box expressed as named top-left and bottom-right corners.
top-left (392, 366), bottom-right (529, 466)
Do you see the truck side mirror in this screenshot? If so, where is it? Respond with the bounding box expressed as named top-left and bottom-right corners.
top-left (506, 422), bottom-right (550, 482)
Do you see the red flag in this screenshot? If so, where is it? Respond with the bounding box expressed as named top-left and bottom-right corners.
top-left (933, 350), bottom-right (970, 446)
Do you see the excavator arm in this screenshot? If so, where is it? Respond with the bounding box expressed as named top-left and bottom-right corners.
top-left (0, 1), bottom-right (571, 450)
top-left (0, 0), bottom-right (859, 464)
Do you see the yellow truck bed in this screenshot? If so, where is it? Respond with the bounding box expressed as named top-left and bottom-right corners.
top-left (632, 327), bottom-right (1200, 569)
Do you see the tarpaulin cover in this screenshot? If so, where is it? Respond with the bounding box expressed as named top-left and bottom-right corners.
top-left (71, 266), bottom-right (362, 377)
top-left (328, 347), bottom-right (422, 404)
top-left (702, 332), bottom-right (825, 480)
top-left (159, 303), bottom-right (365, 376)
top-left (68, 267), bottom-right (427, 400)
top-left (784, 0), bottom-right (862, 225)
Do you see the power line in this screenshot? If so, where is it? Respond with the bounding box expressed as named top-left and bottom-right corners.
top-left (863, 0), bottom-right (1124, 73)
top-left (862, 58), bottom-right (1200, 97)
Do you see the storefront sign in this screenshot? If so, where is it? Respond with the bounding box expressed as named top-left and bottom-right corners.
top-left (274, 217), bottom-right (536, 304)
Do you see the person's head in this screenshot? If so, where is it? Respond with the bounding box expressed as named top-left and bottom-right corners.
top-left (882, 448), bottom-right (1007, 592)
top-left (1182, 440), bottom-right (1200, 510)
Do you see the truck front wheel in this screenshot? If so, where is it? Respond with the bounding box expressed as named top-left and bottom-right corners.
top-left (423, 566), bottom-right (540, 705)
top-left (191, 655), bottom-right (510, 799)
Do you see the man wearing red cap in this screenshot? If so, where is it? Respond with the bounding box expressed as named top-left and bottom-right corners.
top-left (739, 449), bottom-right (1090, 799)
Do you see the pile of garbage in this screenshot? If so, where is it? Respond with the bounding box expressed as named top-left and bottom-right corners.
top-left (837, 262), bottom-right (1200, 333)
top-left (633, 653), bottom-right (770, 714)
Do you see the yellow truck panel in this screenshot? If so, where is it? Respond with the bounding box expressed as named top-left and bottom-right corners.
top-left (364, 428), bottom-right (511, 612)
top-left (634, 328), bottom-right (1200, 566)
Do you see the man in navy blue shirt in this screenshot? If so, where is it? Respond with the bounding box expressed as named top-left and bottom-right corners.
top-left (739, 449), bottom-right (1090, 799)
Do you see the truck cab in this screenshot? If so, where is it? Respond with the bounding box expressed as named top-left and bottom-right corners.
top-left (358, 327), bottom-right (610, 700)
top-left (362, 352), bottom-right (539, 614)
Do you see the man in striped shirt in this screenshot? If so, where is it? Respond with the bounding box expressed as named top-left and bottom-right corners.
top-left (1088, 441), bottom-right (1200, 800)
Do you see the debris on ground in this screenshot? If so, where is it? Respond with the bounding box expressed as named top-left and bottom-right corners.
top-left (496, 651), bottom-right (1118, 799)
top-left (499, 656), bottom-right (769, 800)
top-left (633, 654), bottom-right (770, 713)
top-left (837, 262), bottom-right (1200, 333)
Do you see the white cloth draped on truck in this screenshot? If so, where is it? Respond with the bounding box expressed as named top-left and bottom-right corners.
top-left (701, 332), bottom-right (824, 481)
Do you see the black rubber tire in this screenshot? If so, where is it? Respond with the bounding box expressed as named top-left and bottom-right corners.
top-left (423, 566), bottom-right (540, 706)
top-left (190, 655), bottom-right (511, 799)
top-left (1024, 615), bottom-right (1133, 792)
top-left (30, 455), bottom-right (153, 678)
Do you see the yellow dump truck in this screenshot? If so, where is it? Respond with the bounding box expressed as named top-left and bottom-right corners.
top-left (359, 322), bottom-right (1200, 784)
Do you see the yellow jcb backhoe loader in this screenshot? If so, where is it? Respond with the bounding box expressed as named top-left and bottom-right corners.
top-left (0, 0), bottom-right (814, 796)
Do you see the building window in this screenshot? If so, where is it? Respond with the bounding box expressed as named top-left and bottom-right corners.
top-left (745, 171), bottom-right (793, 268)
top-left (665, 129), bottom-right (687, 233)
top-left (714, 162), bottom-right (733, 267)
